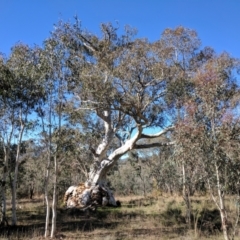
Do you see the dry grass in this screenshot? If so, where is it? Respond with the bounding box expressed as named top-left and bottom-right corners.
top-left (1, 194), bottom-right (239, 239)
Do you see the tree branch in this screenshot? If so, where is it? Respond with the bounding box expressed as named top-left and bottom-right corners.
top-left (79, 34), bottom-right (98, 53)
top-left (108, 124), bottom-right (143, 162)
top-left (134, 141), bottom-right (175, 149)
top-left (140, 126), bottom-right (175, 139)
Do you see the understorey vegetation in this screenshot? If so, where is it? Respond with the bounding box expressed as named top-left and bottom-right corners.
top-left (0, 18), bottom-right (240, 239)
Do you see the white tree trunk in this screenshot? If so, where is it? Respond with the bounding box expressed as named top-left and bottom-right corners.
top-left (11, 121), bottom-right (25, 226)
top-left (50, 155), bottom-right (58, 238)
top-left (182, 162), bottom-right (191, 228)
top-left (44, 166), bottom-right (50, 238)
top-left (208, 162), bottom-right (230, 240)
top-left (11, 161), bottom-right (19, 225)
top-left (44, 91), bottom-right (53, 238)
top-left (64, 124), bottom-right (143, 208)
top-left (44, 143), bottom-right (51, 237)
top-left (215, 163), bottom-right (229, 240)
top-left (64, 124), bottom-right (174, 208)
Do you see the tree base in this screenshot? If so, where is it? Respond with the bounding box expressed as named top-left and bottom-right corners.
top-left (64, 183), bottom-right (117, 208)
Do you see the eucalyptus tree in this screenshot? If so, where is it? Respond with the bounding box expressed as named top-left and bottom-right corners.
top-left (155, 28), bottom-right (221, 227)
top-left (176, 53), bottom-right (240, 240)
top-left (39, 36), bottom-right (85, 237)
top-left (0, 44), bottom-right (46, 225)
top-left (50, 21), bottom-right (210, 207)
top-left (0, 54), bottom-right (13, 225)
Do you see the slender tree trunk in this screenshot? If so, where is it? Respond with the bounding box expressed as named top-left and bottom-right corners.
top-left (182, 162), bottom-right (191, 228)
top-left (215, 162), bottom-right (230, 240)
top-left (220, 203), bottom-right (229, 240)
top-left (1, 127), bottom-right (13, 225)
top-left (11, 122), bottom-right (25, 226)
top-left (231, 191), bottom-right (240, 240)
top-left (50, 77), bottom-right (63, 237)
top-left (11, 161), bottom-right (19, 225)
top-left (50, 155), bottom-right (58, 238)
top-left (212, 113), bottom-right (229, 240)
top-left (44, 162), bottom-right (50, 238)
top-left (44, 87), bottom-right (53, 238)
top-left (44, 129), bottom-right (51, 237)
top-left (208, 162), bottom-right (230, 240)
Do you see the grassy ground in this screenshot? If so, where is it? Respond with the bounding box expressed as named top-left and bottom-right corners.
top-left (0, 194), bottom-right (239, 239)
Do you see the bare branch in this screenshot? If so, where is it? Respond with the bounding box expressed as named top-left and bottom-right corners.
top-left (81, 100), bottom-right (104, 105)
top-left (144, 77), bottom-right (164, 87)
top-left (108, 124), bottom-right (143, 161)
top-left (79, 34), bottom-right (98, 52)
top-left (140, 126), bottom-right (175, 139)
top-left (74, 107), bottom-right (95, 111)
top-left (134, 141), bottom-right (175, 149)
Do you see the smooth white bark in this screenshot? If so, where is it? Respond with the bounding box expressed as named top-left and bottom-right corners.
top-left (50, 156), bottom-right (58, 238)
top-left (64, 124), bottom-right (175, 208)
top-left (11, 118), bottom-right (25, 226)
top-left (44, 164), bottom-right (50, 238)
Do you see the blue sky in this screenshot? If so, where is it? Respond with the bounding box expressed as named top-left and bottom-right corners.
top-left (0, 0), bottom-right (240, 58)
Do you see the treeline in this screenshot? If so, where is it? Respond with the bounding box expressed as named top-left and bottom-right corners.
top-left (0, 19), bottom-right (240, 239)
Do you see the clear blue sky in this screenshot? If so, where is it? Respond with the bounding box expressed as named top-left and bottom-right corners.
top-left (0, 0), bottom-right (240, 58)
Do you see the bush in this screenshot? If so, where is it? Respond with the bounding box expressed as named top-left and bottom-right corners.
top-left (160, 207), bottom-right (185, 226)
top-left (197, 208), bottom-right (222, 234)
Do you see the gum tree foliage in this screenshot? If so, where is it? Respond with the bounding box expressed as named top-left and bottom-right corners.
top-left (37, 36), bottom-right (81, 237)
top-left (40, 35), bottom-right (107, 237)
top-left (175, 53), bottom-right (240, 240)
top-left (0, 20), bottom-right (239, 240)
top-left (0, 45), bottom-right (46, 225)
top-left (47, 20), bottom-right (217, 208)
top-left (156, 28), bottom-right (214, 227)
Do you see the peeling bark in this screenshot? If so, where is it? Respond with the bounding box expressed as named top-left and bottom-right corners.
top-left (64, 183), bottom-right (116, 208)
